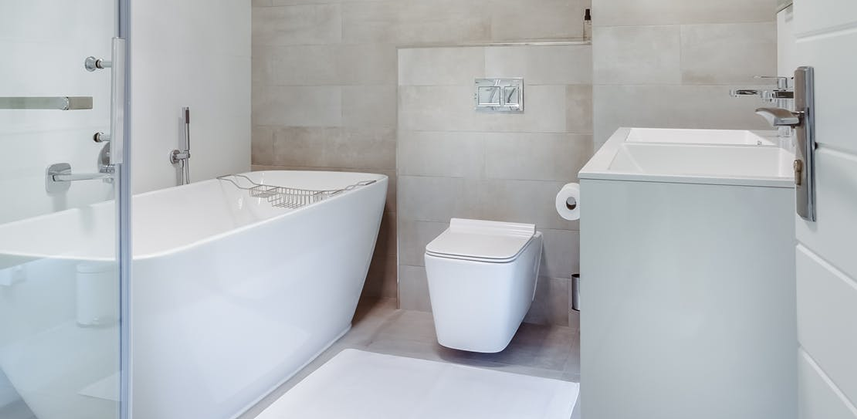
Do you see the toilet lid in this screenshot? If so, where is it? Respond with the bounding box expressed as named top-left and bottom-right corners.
top-left (425, 219), bottom-right (536, 263)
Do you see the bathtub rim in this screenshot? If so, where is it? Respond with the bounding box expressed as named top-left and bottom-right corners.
top-left (0, 170), bottom-right (388, 263)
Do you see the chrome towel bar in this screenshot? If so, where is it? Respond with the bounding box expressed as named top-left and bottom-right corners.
top-left (0, 96), bottom-right (93, 110)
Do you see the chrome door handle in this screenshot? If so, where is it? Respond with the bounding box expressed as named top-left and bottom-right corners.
top-left (753, 67), bottom-right (816, 222)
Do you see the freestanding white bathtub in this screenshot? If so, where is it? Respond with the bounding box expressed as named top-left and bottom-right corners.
top-left (0, 170), bottom-right (387, 419)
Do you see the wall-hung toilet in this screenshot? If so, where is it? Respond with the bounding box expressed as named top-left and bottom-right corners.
top-left (424, 218), bottom-right (543, 353)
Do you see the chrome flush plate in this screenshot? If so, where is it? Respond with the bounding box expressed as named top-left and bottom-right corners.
top-left (475, 78), bottom-right (524, 113)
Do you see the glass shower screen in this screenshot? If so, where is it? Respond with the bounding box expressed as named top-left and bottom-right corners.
top-left (0, 1), bottom-right (129, 418)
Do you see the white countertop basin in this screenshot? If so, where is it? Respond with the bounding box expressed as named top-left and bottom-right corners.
top-left (580, 128), bottom-right (795, 188)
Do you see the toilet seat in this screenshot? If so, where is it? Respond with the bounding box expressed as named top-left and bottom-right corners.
top-left (425, 218), bottom-right (536, 263)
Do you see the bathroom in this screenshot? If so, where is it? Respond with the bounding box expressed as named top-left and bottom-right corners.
top-left (0, 0), bottom-right (854, 418)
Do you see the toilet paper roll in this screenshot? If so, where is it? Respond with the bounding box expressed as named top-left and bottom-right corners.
top-left (555, 183), bottom-right (581, 221)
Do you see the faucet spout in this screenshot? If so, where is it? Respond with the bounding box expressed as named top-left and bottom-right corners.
top-left (755, 107), bottom-right (801, 127)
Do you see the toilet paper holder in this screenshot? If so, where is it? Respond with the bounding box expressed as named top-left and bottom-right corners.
top-left (565, 197), bottom-right (578, 211)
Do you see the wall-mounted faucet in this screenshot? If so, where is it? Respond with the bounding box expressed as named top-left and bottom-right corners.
top-left (731, 75), bottom-right (796, 140)
top-left (169, 107), bottom-right (192, 185)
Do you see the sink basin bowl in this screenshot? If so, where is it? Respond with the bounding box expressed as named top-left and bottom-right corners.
top-left (580, 128), bottom-right (794, 188)
top-left (611, 143), bottom-right (794, 179)
top-left (625, 128), bottom-right (776, 146)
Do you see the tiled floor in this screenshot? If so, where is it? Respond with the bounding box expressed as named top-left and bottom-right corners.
top-left (240, 298), bottom-right (581, 419)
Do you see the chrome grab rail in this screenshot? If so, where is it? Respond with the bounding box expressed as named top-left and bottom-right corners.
top-left (0, 96), bottom-right (93, 110)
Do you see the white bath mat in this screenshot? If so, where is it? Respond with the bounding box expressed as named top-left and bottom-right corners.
top-left (255, 349), bottom-right (579, 419)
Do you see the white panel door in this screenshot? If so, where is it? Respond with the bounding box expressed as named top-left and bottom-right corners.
top-left (793, 0), bottom-right (857, 417)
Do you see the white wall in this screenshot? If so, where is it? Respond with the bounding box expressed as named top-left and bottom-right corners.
top-left (0, 0), bottom-right (252, 224)
top-left (777, 5), bottom-right (798, 77)
top-left (0, 0), bottom-right (116, 224)
top-left (131, 0), bottom-right (251, 193)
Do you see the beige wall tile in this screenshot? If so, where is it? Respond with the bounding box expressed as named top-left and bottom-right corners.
top-left (541, 229), bottom-right (581, 279)
top-left (342, 85), bottom-right (398, 128)
top-left (593, 84), bottom-right (775, 147)
top-left (269, 45), bottom-right (340, 85)
top-left (251, 125), bottom-right (275, 166)
top-left (483, 133), bottom-right (592, 182)
top-left (485, 45), bottom-right (592, 85)
top-left (593, 0), bottom-right (776, 27)
top-left (490, 0), bottom-right (585, 41)
top-left (398, 219), bottom-right (449, 267)
top-left (341, 0), bottom-right (491, 45)
top-left (252, 46), bottom-right (276, 85)
top-left (338, 44), bottom-right (398, 86)
top-left (272, 126), bottom-right (341, 167)
top-left (524, 276), bottom-right (570, 326)
top-left (593, 25), bottom-right (682, 85)
top-left (399, 47), bottom-right (486, 86)
top-left (337, 127), bottom-right (397, 170)
top-left (399, 265), bottom-right (433, 312)
top-left (398, 176), bottom-right (480, 223)
top-left (271, 126), bottom-right (395, 169)
top-left (680, 22), bottom-right (777, 85)
top-left (252, 85), bottom-right (342, 126)
top-left (397, 131), bottom-right (484, 178)
top-left (252, 4), bottom-right (342, 46)
top-left (566, 84), bottom-right (593, 134)
top-left (477, 179), bottom-right (578, 230)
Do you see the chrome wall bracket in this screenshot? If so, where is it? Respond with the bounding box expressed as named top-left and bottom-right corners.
top-left (85, 56), bottom-right (113, 72)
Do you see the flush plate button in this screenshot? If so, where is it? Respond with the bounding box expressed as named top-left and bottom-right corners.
top-left (474, 78), bottom-right (524, 113)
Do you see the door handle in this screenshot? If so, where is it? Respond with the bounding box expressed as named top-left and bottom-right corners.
top-left (753, 67), bottom-right (816, 222)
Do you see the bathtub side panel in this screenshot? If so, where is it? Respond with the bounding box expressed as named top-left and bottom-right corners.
top-left (131, 179), bottom-right (387, 419)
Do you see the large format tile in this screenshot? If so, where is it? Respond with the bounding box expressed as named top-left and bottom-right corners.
top-left (252, 85), bottom-right (342, 127)
top-left (680, 23), bottom-right (777, 85)
top-left (398, 176), bottom-right (480, 222)
top-left (399, 47), bottom-right (485, 86)
top-left (341, 0), bottom-right (491, 45)
top-left (397, 131), bottom-right (484, 178)
top-left (399, 265), bottom-right (433, 312)
top-left (593, 25), bottom-right (682, 85)
top-left (489, 0), bottom-right (585, 41)
top-left (262, 45), bottom-right (340, 85)
top-left (342, 85), bottom-right (398, 128)
top-left (338, 44), bottom-right (398, 86)
top-left (593, 0), bottom-right (775, 27)
top-left (540, 229), bottom-right (581, 279)
top-left (477, 179), bottom-right (578, 230)
top-left (483, 133), bottom-right (591, 182)
top-left (397, 219), bottom-right (449, 267)
top-left (252, 4), bottom-right (342, 46)
top-left (485, 45), bottom-right (592, 85)
top-left (251, 125), bottom-right (275, 166)
top-left (524, 276), bottom-right (571, 327)
top-left (593, 83), bottom-right (775, 147)
top-left (271, 126), bottom-right (396, 169)
top-left (566, 84), bottom-right (593, 134)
